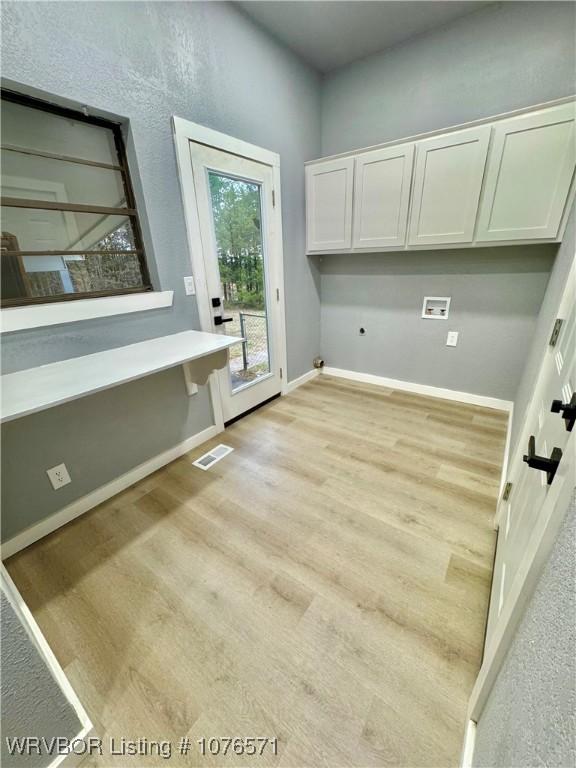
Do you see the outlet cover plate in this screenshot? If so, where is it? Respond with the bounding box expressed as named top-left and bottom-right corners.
top-left (446, 331), bottom-right (459, 347)
top-left (47, 463), bottom-right (71, 490)
top-left (183, 276), bottom-right (196, 296)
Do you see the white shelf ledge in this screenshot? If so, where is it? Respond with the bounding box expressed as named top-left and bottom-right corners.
top-left (0, 330), bottom-right (240, 423)
top-left (0, 291), bottom-right (174, 334)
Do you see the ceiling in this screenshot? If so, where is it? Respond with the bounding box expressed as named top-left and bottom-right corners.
top-left (239, 1), bottom-right (491, 74)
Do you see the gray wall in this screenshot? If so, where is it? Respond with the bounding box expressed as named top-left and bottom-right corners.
top-left (321, 2), bottom-right (576, 155)
top-left (319, 247), bottom-right (555, 400)
top-left (317, 0), bottom-right (575, 402)
top-left (473, 492), bottom-right (576, 768)
top-left (1, 590), bottom-right (82, 768)
top-left (0, 1), bottom-right (321, 541)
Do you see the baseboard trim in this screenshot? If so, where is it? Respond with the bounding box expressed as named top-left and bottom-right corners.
top-left (1, 424), bottom-right (220, 560)
top-left (285, 368), bottom-right (319, 393)
top-left (322, 367), bottom-right (513, 412)
top-left (460, 719), bottom-right (477, 768)
top-left (2, 565), bottom-right (93, 768)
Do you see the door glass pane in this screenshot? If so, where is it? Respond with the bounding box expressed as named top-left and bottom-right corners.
top-left (208, 172), bottom-right (271, 392)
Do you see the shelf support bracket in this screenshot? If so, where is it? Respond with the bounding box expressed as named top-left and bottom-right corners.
top-left (181, 348), bottom-right (229, 396)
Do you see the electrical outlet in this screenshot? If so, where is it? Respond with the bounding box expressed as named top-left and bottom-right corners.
top-left (446, 331), bottom-right (459, 347)
top-left (47, 463), bottom-right (71, 490)
top-left (183, 276), bottom-right (196, 296)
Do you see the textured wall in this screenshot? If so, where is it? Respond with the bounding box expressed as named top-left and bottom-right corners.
top-left (473, 492), bottom-right (576, 768)
top-left (320, 246), bottom-right (555, 400)
top-left (321, 2), bottom-right (576, 155)
top-left (1, 590), bottom-right (82, 768)
top-left (316, 0), bottom-right (574, 401)
top-left (0, 1), bottom-right (321, 541)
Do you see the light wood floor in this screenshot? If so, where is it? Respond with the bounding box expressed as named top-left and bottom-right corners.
top-left (6, 376), bottom-right (508, 767)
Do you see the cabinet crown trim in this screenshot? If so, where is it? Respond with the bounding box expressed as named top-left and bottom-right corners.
top-left (306, 95), bottom-right (576, 166)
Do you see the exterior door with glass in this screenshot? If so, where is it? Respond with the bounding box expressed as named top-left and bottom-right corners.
top-left (189, 143), bottom-right (284, 423)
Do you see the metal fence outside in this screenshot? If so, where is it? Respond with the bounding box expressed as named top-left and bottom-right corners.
top-left (228, 310), bottom-right (270, 387)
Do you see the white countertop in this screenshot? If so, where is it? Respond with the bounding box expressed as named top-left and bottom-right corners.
top-left (1, 330), bottom-right (240, 423)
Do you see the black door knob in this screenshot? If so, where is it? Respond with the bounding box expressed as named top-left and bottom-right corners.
top-left (522, 435), bottom-right (562, 485)
top-left (551, 393), bottom-right (576, 432)
top-left (214, 316), bottom-right (233, 326)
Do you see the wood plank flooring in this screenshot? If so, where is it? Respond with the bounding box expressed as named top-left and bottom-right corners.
top-left (6, 375), bottom-right (508, 767)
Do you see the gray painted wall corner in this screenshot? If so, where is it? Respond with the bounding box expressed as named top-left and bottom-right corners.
top-left (473, 491), bottom-right (576, 768)
top-left (321, 1), bottom-right (576, 155)
top-left (1, 589), bottom-right (83, 768)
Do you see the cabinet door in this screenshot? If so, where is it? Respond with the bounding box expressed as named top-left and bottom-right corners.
top-left (408, 126), bottom-right (490, 246)
top-left (352, 144), bottom-right (414, 249)
top-left (306, 158), bottom-right (354, 251)
top-left (476, 103), bottom-right (576, 242)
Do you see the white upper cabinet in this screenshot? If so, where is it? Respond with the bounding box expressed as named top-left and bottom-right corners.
top-left (352, 143), bottom-right (414, 249)
top-left (408, 125), bottom-right (491, 246)
top-left (476, 103), bottom-right (576, 241)
top-left (304, 99), bottom-right (575, 254)
top-left (306, 158), bottom-right (354, 251)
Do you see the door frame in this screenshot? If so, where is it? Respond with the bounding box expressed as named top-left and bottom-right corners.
top-left (173, 117), bottom-right (288, 431)
top-left (461, 258), bottom-right (576, 760)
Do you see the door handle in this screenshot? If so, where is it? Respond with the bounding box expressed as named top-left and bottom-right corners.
top-left (551, 393), bottom-right (576, 432)
top-left (522, 435), bottom-right (562, 485)
top-left (214, 316), bottom-right (233, 326)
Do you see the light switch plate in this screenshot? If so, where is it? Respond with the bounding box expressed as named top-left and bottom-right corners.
top-left (47, 463), bottom-right (71, 490)
top-left (183, 276), bottom-right (196, 296)
top-left (446, 331), bottom-right (459, 347)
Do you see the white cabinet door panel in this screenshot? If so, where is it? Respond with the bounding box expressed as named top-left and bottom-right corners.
top-left (306, 158), bottom-right (354, 251)
top-left (476, 103), bottom-right (576, 241)
top-left (408, 126), bottom-right (491, 246)
top-left (352, 144), bottom-right (414, 249)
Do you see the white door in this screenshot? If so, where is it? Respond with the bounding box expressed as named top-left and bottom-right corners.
top-left (408, 125), bottom-right (490, 246)
top-left (476, 103), bottom-right (576, 242)
top-left (352, 143), bottom-right (414, 249)
top-left (189, 143), bottom-right (284, 423)
top-left (306, 157), bottom-right (354, 251)
top-left (485, 262), bottom-right (576, 650)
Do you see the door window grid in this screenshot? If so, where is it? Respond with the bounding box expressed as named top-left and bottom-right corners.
top-left (0, 90), bottom-right (152, 307)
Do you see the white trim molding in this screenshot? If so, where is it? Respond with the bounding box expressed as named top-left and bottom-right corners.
top-left (1, 565), bottom-right (93, 768)
top-left (305, 95), bottom-right (576, 166)
top-left (173, 117), bottom-right (280, 169)
top-left (460, 719), bottom-right (477, 768)
top-left (1, 424), bottom-right (220, 559)
top-left (172, 116), bottom-right (287, 426)
top-left (0, 291), bottom-right (174, 334)
top-left (284, 368), bottom-right (319, 393)
top-left (322, 367), bottom-right (513, 412)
